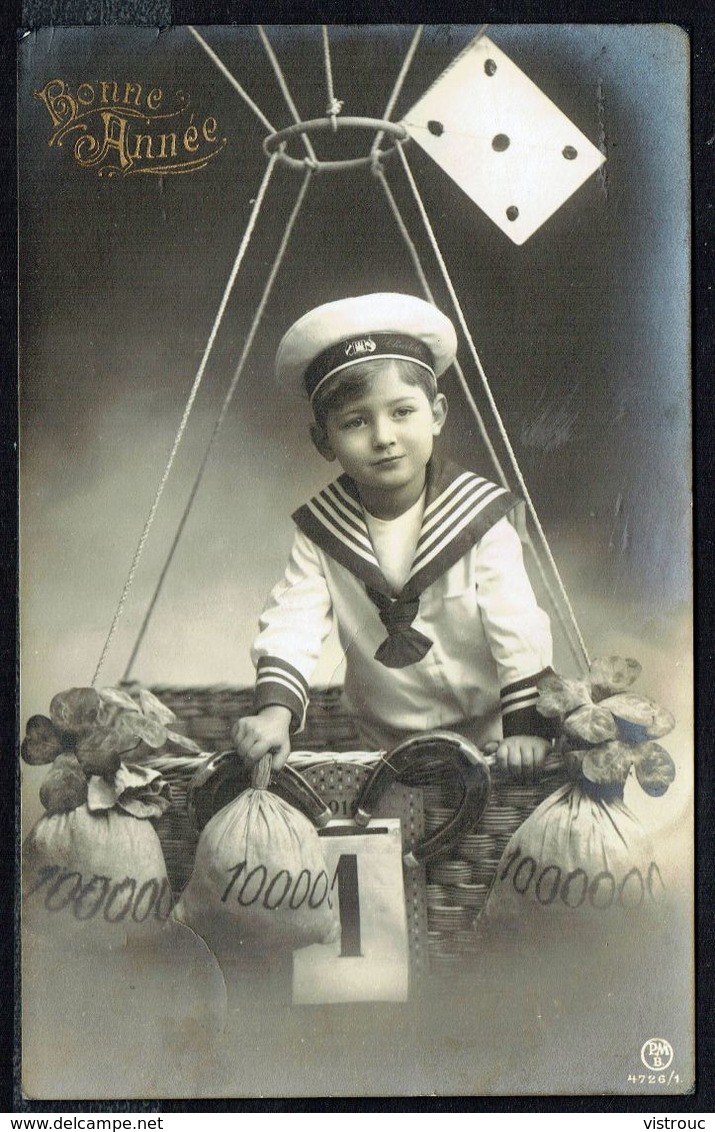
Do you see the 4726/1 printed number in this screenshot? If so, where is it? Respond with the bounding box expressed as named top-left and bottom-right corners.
top-left (627, 1073), bottom-right (680, 1086)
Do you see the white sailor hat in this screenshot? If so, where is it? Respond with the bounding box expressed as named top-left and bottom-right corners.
top-left (275, 293), bottom-right (458, 403)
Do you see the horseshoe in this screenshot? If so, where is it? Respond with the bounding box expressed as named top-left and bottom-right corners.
top-left (187, 750), bottom-right (333, 833)
top-left (353, 731), bottom-right (493, 866)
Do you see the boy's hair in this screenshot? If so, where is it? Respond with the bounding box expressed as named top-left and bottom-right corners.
top-left (311, 357), bottom-right (438, 431)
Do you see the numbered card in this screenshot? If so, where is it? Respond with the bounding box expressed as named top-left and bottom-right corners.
top-left (292, 819), bottom-right (410, 1004)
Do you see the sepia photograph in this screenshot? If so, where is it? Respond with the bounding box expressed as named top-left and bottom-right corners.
top-left (17, 22), bottom-right (693, 1100)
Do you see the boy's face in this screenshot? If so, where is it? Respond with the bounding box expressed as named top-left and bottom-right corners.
top-left (311, 367), bottom-right (447, 503)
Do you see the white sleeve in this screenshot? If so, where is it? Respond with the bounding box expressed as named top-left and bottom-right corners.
top-left (251, 528), bottom-right (334, 731)
top-left (474, 517), bottom-right (554, 737)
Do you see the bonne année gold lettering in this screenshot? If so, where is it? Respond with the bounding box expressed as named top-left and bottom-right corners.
top-left (33, 78), bottom-right (226, 176)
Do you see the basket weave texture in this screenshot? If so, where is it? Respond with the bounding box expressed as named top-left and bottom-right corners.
top-left (149, 684), bottom-right (566, 972)
top-left (149, 686), bottom-right (363, 897)
top-left (151, 684), bottom-right (361, 752)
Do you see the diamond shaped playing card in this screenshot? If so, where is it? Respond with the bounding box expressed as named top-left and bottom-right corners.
top-left (401, 34), bottom-right (606, 244)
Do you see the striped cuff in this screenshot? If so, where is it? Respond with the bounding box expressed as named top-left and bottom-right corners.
top-left (500, 669), bottom-right (555, 740)
top-left (254, 655), bottom-right (309, 733)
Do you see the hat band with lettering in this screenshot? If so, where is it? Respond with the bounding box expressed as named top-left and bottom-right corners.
top-left (305, 333), bottom-right (435, 403)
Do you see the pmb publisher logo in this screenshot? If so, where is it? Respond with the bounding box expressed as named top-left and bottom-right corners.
top-left (640, 1038), bottom-right (674, 1071)
top-left (34, 79), bottom-right (227, 177)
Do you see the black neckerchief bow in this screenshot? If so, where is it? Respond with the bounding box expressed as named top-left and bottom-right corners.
top-left (364, 586), bottom-right (433, 667)
top-left (292, 456), bottom-right (520, 669)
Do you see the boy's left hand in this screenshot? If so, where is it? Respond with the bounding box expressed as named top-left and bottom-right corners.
top-left (494, 735), bottom-right (551, 782)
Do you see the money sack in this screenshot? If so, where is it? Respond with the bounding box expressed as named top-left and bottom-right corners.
top-left (20, 687), bottom-right (190, 946)
top-left (23, 778), bottom-right (173, 947)
top-left (478, 780), bottom-right (666, 934)
top-left (174, 756), bottom-right (340, 958)
top-left (479, 657), bottom-right (677, 938)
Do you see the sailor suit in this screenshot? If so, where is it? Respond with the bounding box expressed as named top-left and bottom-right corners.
top-left (251, 458), bottom-right (553, 751)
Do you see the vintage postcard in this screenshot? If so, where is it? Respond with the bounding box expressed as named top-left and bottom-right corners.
top-left (18, 23), bottom-right (694, 1100)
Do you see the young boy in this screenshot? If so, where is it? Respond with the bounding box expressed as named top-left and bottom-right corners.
top-left (232, 293), bottom-right (554, 779)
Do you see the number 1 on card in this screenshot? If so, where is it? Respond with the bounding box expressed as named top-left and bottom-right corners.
top-left (292, 819), bottom-right (410, 1004)
top-left (332, 853), bottom-right (362, 957)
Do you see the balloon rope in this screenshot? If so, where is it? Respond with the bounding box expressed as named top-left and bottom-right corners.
top-left (396, 143), bottom-right (591, 671)
top-left (188, 26), bottom-right (276, 134)
top-left (91, 154), bottom-right (279, 687)
top-left (257, 25), bottom-right (318, 165)
top-left (321, 26), bottom-right (342, 129)
top-left (371, 25), bottom-right (424, 157)
top-left (122, 168), bottom-right (314, 682)
top-left (373, 164), bottom-right (508, 489)
top-left (374, 164), bottom-right (587, 672)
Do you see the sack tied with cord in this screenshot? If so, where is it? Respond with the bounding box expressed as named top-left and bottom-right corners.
top-left (478, 657), bottom-right (676, 937)
top-left (20, 686), bottom-right (197, 945)
top-left (173, 753), bottom-right (340, 958)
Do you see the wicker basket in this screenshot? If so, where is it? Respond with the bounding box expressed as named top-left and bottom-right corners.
top-left (145, 686), bottom-right (363, 897)
top-left (423, 760), bottom-right (566, 969)
top-left (146, 684), bottom-right (566, 975)
top-left (150, 684), bottom-right (361, 753)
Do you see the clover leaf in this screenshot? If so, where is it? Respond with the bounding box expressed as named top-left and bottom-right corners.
top-left (135, 688), bottom-right (177, 725)
top-left (563, 703), bottom-right (619, 745)
top-left (536, 672), bottom-right (592, 720)
top-left (87, 763), bottom-right (172, 818)
top-left (632, 742), bottom-right (677, 797)
top-left (598, 692), bottom-right (676, 742)
top-left (546, 657), bottom-right (677, 799)
top-left (588, 656), bottom-right (642, 701)
top-left (49, 687), bottom-right (102, 733)
top-left (581, 741), bottom-right (632, 787)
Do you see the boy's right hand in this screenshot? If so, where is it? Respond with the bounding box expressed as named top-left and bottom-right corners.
top-left (230, 705), bottom-right (292, 771)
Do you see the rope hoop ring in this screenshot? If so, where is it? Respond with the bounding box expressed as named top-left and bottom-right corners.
top-left (263, 116), bottom-right (409, 171)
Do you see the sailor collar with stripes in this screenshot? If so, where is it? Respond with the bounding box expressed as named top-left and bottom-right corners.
top-left (292, 458), bottom-right (520, 669)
